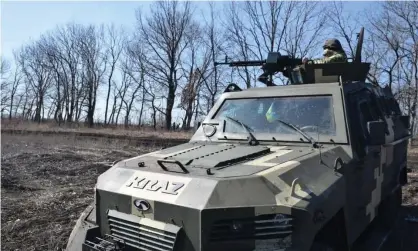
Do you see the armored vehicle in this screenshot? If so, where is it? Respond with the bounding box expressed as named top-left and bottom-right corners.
top-left (66, 30), bottom-right (411, 251)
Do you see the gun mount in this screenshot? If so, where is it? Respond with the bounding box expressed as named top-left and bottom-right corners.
top-left (214, 52), bottom-right (302, 86)
top-left (215, 28), bottom-right (370, 87)
top-left (215, 52), bottom-right (370, 86)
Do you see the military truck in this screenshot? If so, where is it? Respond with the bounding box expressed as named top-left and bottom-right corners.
top-left (66, 30), bottom-right (411, 251)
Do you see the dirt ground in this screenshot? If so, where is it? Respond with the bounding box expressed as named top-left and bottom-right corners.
top-left (1, 134), bottom-right (162, 251)
top-left (1, 133), bottom-right (418, 251)
top-left (396, 146), bottom-right (418, 250)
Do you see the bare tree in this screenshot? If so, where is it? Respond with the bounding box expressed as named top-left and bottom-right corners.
top-left (223, 1), bottom-right (327, 87)
top-left (367, 12), bottom-right (406, 89)
top-left (327, 2), bottom-right (383, 85)
top-left (117, 68), bottom-right (142, 127)
top-left (1, 56), bottom-right (11, 115)
top-left (135, 1), bottom-right (194, 129)
top-left (4, 1), bottom-right (416, 133)
top-left (42, 23), bottom-right (86, 124)
top-left (17, 41), bottom-right (54, 123)
top-left (104, 24), bottom-right (125, 124)
top-left (327, 1), bottom-right (362, 58)
top-left (281, 1), bottom-right (327, 60)
top-left (8, 53), bottom-right (23, 119)
top-left (37, 33), bottom-right (67, 123)
top-left (122, 36), bottom-right (149, 126)
top-left (77, 24), bottom-right (107, 127)
top-left (223, 2), bottom-right (254, 88)
top-left (0, 56), bottom-right (11, 77)
top-left (178, 21), bottom-right (214, 129)
top-left (380, 1), bottom-right (418, 138)
top-left (200, 2), bottom-right (227, 113)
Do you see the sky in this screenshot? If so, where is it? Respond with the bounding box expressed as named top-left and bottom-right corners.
top-left (1, 0), bottom-right (375, 62)
top-left (1, 1), bottom-right (148, 60)
top-left (0, 0), bottom-right (375, 123)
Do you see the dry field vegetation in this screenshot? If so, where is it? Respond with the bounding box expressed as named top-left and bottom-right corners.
top-left (1, 119), bottom-right (194, 140)
top-left (1, 131), bottom-right (417, 251)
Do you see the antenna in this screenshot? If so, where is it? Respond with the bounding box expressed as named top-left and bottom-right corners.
top-left (354, 27), bottom-right (364, 63)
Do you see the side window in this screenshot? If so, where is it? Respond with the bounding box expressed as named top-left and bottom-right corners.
top-left (369, 97), bottom-right (383, 120)
top-left (358, 91), bottom-right (384, 125)
top-left (378, 97), bottom-right (390, 116)
top-left (388, 98), bottom-right (401, 115)
top-left (348, 90), bottom-right (387, 158)
top-left (358, 100), bottom-right (374, 139)
top-left (359, 101), bottom-right (374, 122)
top-left (347, 94), bottom-right (366, 157)
top-left (355, 91), bottom-right (382, 147)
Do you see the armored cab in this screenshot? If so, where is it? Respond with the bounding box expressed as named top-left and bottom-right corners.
top-left (66, 29), bottom-right (411, 251)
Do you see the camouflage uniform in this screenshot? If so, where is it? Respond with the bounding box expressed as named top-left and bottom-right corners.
top-left (307, 38), bottom-right (348, 64)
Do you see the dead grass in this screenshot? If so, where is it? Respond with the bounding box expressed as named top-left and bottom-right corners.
top-left (1, 119), bottom-right (194, 140)
top-left (1, 134), bottom-right (162, 251)
top-left (1, 134), bottom-right (417, 251)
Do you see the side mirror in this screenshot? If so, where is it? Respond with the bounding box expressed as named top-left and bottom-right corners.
top-left (367, 121), bottom-right (385, 145)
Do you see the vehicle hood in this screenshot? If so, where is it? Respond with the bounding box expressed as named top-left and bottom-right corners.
top-left (96, 140), bottom-right (351, 213)
top-left (114, 141), bottom-right (316, 178)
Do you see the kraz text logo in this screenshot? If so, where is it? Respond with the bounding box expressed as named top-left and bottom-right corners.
top-left (126, 177), bottom-right (185, 195)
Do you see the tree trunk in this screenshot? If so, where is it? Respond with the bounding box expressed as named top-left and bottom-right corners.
top-left (9, 94), bottom-right (14, 120)
top-left (104, 77), bottom-right (112, 124)
top-left (138, 90), bottom-right (145, 127)
top-left (34, 92), bottom-right (43, 123)
top-left (87, 79), bottom-right (94, 127)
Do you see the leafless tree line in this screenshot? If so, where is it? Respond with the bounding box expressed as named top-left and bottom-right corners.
top-left (0, 1), bottom-right (417, 135)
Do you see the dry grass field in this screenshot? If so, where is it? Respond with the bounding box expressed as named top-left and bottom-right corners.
top-left (1, 119), bottom-right (194, 140)
top-left (1, 133), bottom-right (171, 251)
top-left (1, 132), bottom-right (417, 251)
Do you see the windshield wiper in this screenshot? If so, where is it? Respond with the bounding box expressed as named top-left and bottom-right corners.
top-left (274, 119), bottom-right (319, 148)
top-left (224, 116), bottom-right (259, 145)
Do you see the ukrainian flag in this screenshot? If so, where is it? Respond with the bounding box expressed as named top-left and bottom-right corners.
top-left (265, 103), bottom-right (279, 123)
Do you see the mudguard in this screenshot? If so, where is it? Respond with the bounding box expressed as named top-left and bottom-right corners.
top-left (66, 203), bottom-right (96, 251)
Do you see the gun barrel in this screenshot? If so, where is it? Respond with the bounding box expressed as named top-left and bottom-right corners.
top-left (228, 60), bottom-right (265, 67)
top-left (214, 60), bottom-right (266, 67)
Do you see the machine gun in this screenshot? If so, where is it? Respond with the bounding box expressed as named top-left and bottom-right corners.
top-left (215, 28), bottom-right (369, 87)
top-left (214, 52), bottom-right (302, 86)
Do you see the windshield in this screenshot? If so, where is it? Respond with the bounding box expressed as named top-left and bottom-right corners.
top-left (212, 95), bottom-right (336, 140)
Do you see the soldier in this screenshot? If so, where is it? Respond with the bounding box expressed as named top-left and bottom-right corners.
top-left (303, 38), bottom-right (348, 64)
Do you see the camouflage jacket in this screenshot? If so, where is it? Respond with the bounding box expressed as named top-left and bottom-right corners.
top-left (309, 52), bottom-right (347, 64)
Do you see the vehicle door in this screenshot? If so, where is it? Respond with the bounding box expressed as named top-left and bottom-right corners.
top-left (344, 89), bottom-right (383, 244)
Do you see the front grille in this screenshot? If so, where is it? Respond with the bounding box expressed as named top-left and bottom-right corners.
top-left (107, 210), bottom-right (180, 251)
top-left (210, 214), bottom-right (293, 241)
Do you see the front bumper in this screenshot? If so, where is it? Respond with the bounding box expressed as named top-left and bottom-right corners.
top-left (66, 205), bottom-right (299, 251)
top-left (66, 204), bottom-right (182, 251)
top-left (66, 203), bottom-right (99, 251)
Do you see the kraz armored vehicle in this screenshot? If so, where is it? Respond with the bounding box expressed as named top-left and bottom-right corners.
top-left (66, 30), bottom-right (411, 251)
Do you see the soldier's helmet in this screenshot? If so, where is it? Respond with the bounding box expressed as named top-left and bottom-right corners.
top-left (323, 39), bottom-right (344, 52)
